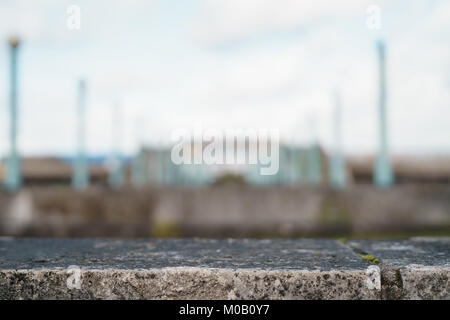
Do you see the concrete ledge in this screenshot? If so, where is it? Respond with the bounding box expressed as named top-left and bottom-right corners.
top-left (0, 238), bottom-right (448, 299)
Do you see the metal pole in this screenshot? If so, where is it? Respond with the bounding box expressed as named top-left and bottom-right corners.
top-left (374, 40), bottom-right (394, 188)
top-left (4, 37), bottom-right (22, 192)
top-left (72, 79), bottom-right (89, 190)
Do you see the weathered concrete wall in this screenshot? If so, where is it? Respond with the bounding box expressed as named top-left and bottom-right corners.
top-left (1, 185), bottom-right (450, 237)
top-left (0, 238), bottom-right (448, 300)
top-left (153, 185), bottom-right (450, 237)
top-left (0, 187), bottom-right (155, 237)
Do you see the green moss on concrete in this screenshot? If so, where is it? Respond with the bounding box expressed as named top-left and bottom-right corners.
top-left (359, 254), bottom-right (380, 265)
top-left (395, 269), bottom-right (402, 283)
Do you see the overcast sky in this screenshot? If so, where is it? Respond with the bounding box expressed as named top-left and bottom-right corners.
top-left (0, 0), bottom-right (449, 157)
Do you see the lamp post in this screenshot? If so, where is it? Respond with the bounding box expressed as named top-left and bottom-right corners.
top-left (4, 37), bottom-right (22, 192)
top-left (72, 79), bottom-right (89, 190)
top-left (374, 40), bottom-right (394, 188)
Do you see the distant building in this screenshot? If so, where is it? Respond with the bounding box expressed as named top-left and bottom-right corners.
top-left (0, 157), bottom-right (110, 187)
top-left (134, 147), bottom-right (212, 187)
top-left (349, 155), bottom-right (450, 184)
top-left (134, 143), bottom-right (331, 187)
top-left (0, 163), bottom-right (5, 183)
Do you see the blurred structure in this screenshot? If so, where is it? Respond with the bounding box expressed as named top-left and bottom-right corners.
top-left (72, 79), bottom-right (89, 190)
top-left (2, 182), bottom-right (449, 238)
top-left (21, 157), bottom-right (72, 185)
top-left (306, 144), bottom-right (322, 186)
top-left (305, 115), bottom-right (322, 186)
top-left (2, 157), bottom-right (108, 186)
top-left (247, 144), bottom-right (327, 186)
top-left (135, 147), bottom-right (211, 186)
top-left (277, 145), bottom-right (301, 185)
top-left (108, 102), bottom-right (125, 189)
top-left (2, 153), bottom-right (448, 188)
top-left (329, 91), bottom-right (346, 189)
top-left (350, 155), bottom-right (450, 184)
top-left (131, 118), bottom-right (147, 187)
top-left (0, 163), bottom-right (5, 182)
top-left (374, 40), bottom-right (394, 188)
top-left (131, 149), bottom-right (147, 187)
top-left (4, 37), bottom-right (22, 192)
top-left (134, 142), bottom-right (329, 187)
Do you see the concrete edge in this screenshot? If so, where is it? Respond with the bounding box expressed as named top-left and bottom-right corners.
top-left (0, 267), bottom-right (380, 300)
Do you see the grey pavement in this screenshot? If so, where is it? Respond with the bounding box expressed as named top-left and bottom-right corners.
top-left (0, 238), bottom-right (448, 299)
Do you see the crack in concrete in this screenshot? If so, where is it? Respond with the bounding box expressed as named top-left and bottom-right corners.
top-left (338, 239), bottom-right (408, 299)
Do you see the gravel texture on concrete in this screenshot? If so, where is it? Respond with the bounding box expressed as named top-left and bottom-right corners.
top-left (0, 238), bottom-right (448, 299)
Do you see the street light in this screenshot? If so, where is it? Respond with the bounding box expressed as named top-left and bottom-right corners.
top-left (4, 36), bottom-right (22, 192)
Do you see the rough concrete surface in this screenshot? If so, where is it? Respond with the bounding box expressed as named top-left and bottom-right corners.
top-left (0, 238), bottom-right (448, 299)
top-left (347, 237), bottom-right (450, 299)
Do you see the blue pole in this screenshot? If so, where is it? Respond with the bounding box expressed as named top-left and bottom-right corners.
top-left (72, 79), bottom-right (89, 190)
top-left (374, 40), bottom-right (394, 188)
top-left (4, 37), bottom-right (22, 192)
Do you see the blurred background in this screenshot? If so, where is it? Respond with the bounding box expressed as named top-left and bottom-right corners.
top-left (1, 0), bottom-right (450, 238)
